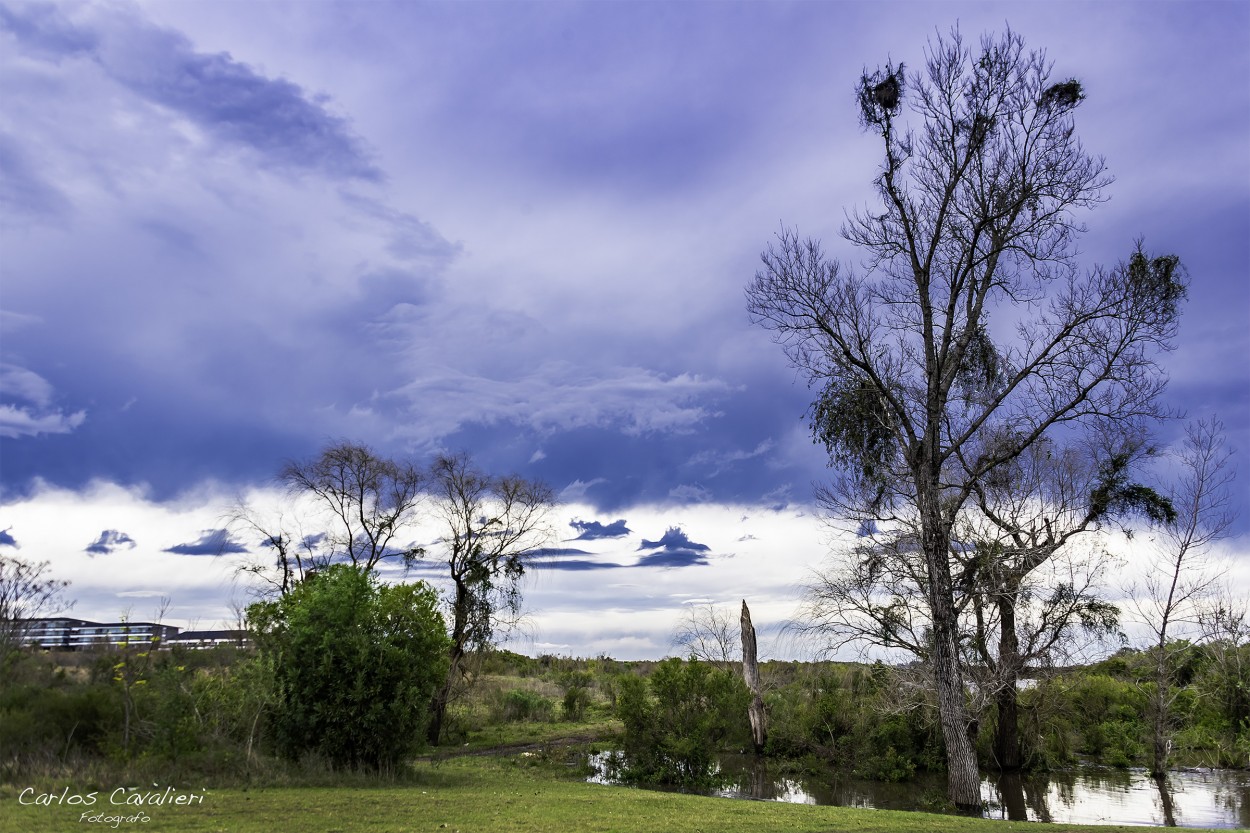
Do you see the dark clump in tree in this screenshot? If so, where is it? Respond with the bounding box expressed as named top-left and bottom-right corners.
top-left (249, 565), bottom-right (448, 769)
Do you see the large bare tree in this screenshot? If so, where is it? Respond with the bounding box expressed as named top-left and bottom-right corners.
top-left (234, 442), bottom-right (427, 594)
top-left (426, 452), bottom-right (554, 744)
top-left (747, 27), bottom-right (1184, 807)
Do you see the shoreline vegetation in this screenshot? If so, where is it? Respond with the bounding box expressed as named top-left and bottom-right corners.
top-left (0, 745), bottom-right (1231, 833)
top-left (2, 645), bottom-right (1246, 831)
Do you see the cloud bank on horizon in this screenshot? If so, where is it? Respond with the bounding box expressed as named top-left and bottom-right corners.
top-left (1, 2), bottom-right (1247, 654)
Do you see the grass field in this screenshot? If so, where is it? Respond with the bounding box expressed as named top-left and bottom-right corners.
top-left (1, 753), bottom-right (1230, 833)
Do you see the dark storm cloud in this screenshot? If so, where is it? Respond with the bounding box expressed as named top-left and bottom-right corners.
top-left (635, 548), bottom-right (710, 569)
top-left (528, 547), bottom-right (593, 557)
top-left (165, 529), bottom-right (248, 556)
top-left (638, 527), bottom-right (710, 554)
top-left (0, 3), bottom-right (96, 56)
top-left (569, 519), bottom-right (631, 540)
top-left (539, 559), bottom-right (623, 572)
top-left (0, 3), bottom-right (378, 181)
top-left (85, 529), bottom-right (136, 555)
top-left (526, 545), bottom-right (625, 571)
top-left (1, 0), bottom-right (1246, 543)
top-left (632, 526), bottom-right (713, 568)
top-left (0, 527), bottom-right (17, 548)
top-left (0, 133), bottom-right (71, 220)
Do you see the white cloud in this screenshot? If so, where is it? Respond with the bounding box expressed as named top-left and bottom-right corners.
top-left (0, 363), bottom-right (56, 405)
top-left (0, 404), bottom-right (86, 438)
top-left (668, 484), bottom-right (712, 504)
top-left (557, 478), bottom-right (607, 503)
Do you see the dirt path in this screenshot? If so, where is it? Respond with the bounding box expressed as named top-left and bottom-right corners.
top-left (417, 730), bottom-right (610, 762)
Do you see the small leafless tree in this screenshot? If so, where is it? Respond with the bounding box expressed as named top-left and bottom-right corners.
top-left (0, 554), bottom-right (72, 674)
top-left (1196, 589), bottom-right (1250, 766)
top-left (1129, 418), bottom-right (1236, 776)
top-left (426, 452), bottom-right (555, 744)
top-left (232, 442), bottom-right (427, 595)
top-left (672, 602), bottom-right (740, 674)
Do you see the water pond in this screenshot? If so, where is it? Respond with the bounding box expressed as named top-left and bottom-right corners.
top-left (586, 752), bottom-right (1250, 828)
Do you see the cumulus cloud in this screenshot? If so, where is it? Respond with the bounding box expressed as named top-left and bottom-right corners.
top-left (165, 528), bottom-right (248, 556)
top-left (0, 405), bottom-right (86, 438)
top-left (0, 364), bottom-right (87, 438)
top-left (639, 527), bottom-right (711, 553)
top-left (635, 526), bottom-right (713, 568)
top-left (569, 518), bottom-right (631, 540)
top-left (389, 359), bottom-right (731, 443)
top-left (85, 529), bottom-right (136, 555)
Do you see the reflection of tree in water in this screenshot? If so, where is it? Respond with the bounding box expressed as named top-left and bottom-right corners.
top-left (1152, 774), bottom-right (1178, 827)
top-left (1052, 770), bottom-right (1079, 808)
top-left (994, 772), bottom-right (1028, 821)
top-left (1191, 770), bottom-right (1250, 830)
top-left (594, 751), bottom-right (1249, 826)
top-left (1022, 777), bottom-right (1053, 824)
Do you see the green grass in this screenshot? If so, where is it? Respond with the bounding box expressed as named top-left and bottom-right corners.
top-left (450, 713), bottom-right (621, 753)
top-left (0, 754), bottom-right (1227, 833)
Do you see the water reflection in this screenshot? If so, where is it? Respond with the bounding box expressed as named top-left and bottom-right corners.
top-left (588, 753), bottom-right (1250, 828)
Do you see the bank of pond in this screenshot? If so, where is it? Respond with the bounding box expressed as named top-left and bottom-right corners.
top-left (589, 751), bottom-right (1250, 829)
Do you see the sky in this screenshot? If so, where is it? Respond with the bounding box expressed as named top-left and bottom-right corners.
top-left (1, 1), bottom-right (1247, 659)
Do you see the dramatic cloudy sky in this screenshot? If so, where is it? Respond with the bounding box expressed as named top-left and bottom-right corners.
top-left (2, 1), bottom-right (1247, 658)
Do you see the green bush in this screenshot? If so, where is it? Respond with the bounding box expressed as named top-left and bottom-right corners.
top-left (495, 688), bottom-right (554, 723)
top-left (616, 658), bottom-right (750, 786)
top-left (249, 565), bottom-right (449, 769)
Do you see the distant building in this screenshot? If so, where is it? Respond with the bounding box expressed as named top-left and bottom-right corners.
top-left (167, 629), bottom-right (248, 649)
top-left (12, 618), bottom-right (245, 651)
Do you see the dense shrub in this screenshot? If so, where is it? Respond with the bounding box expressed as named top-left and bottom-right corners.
top-left (616, 658), bottom-right (750, 785)
top-left (494, 688), bottom-right (555, 723)
top-left (763, 663), bottom-right (942, 780)
top-left (249, 566), bottom-right (449, 769)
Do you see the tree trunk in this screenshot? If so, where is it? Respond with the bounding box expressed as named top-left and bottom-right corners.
top-left (994, 772), bottom-right (1028, 822)
top-left (429, 634), bottom-right (466, 745)
top-left (994, 593), bottom-right (1023, 771)
top-left (1151, 675), bottom-right (1170, 776)
top-left (920, 485), bottom-right (983, 810)
top-left (430, 576), bottom-right (471, 746)
top-left (1152, 773), bottom-right (1177, 827)
top-left (740, 600), bottom-right (767, 754)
